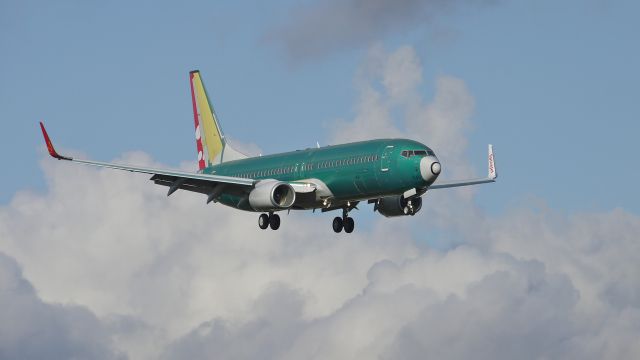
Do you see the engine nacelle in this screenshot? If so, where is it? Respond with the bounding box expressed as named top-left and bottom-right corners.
top-left (377, 195), bottom-right (422, 217)
top-left (248, 180), bottom-right (296, 211)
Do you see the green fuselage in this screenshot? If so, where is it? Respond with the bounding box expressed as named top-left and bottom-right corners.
top-left (207, 139), bottom-right (438, 211)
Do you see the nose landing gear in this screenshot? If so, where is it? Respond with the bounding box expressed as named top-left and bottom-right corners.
top-left (258, 212), bottom-right (281, 230)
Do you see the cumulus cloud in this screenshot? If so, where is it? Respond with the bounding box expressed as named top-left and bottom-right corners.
top-left (331, 45), bottom-right (474, 179)
top-left (161, 284), bottom-right (306, 360)
top-left (1, 150), bottom-right (418, 358)
top-left (268, 0), bottom-right (499, 61)
top-left (0, 252), bottom-right (124, 360)
top-left (2, 46), bottom-right (640, 359)
top-left (330, 45), bottom-right (480, 236)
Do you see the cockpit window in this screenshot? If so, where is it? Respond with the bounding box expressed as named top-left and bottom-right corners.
top-left (402, 149), bottom-right (434, 158)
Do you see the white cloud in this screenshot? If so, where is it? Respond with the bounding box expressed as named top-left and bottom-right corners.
top-left (2, 46), bottom-right (640, 359)
top-left (330, 45), bottom-right (479, 237)
top-left (1, 151), bottom-right (418, 358)
top-left (0, 252), bottom-right (124, 360)
top-left (331, 45), bottom-right (474, 180)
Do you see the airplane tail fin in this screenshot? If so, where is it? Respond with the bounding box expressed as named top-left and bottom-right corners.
top-left (189, 70), bottom-right (247, 170)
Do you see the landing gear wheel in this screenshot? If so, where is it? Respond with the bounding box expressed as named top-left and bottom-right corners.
top-left (332, 217), bottom-right (343, 233)
top-left (269, 214), bottom-right (281, 230)
top-left (343, 217), bottom-right (355, 233)
top-left (258, 214), bottom-right (269, 230)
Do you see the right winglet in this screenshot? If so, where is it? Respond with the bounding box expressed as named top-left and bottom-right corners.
top-left (39, 122), bottom-right (72, 160)
top-left (428, 144), bottom-right (497, 190)
top-left (488, 144), bottom-right (497, 180)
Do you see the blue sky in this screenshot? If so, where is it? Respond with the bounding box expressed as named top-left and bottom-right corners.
top-left (1, 0), bottom-right (638, 212)
top-left (3, 1), bottom-right (640, 358)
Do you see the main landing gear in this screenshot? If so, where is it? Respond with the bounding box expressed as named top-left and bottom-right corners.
top-left (258, 212), bottom-right (280, 230)
top-left (332, 208), bottom-right (355, 233)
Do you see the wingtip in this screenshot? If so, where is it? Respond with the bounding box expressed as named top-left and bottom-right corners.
top-left (39, 122), bottom-right (71, 160)
top-left (488, 144), bottom-right (497, 180)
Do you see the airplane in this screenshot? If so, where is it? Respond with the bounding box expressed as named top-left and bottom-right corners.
top-left (39, 70), bottom-right (497, 233)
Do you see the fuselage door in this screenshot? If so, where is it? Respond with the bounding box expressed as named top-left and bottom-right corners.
top-left (380, 146), bottom-right (394, 172)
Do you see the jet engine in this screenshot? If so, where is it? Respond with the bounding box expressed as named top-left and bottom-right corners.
top-left (249, 180), bottom-right (296, 211)
top-left (377, 195), bottom-right (422, 217)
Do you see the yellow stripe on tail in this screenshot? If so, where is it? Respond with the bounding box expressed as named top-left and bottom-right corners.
top-left (190, 71), bottom-right (224, 167)
top-left (189, 71), bottom-right (247, 169)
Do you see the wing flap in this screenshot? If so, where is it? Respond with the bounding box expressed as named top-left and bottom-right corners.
top-left (150, 174), bottom-right (250, 198)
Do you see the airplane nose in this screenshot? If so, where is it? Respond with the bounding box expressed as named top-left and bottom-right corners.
top-left (420, 157), bottom-right (441, 181)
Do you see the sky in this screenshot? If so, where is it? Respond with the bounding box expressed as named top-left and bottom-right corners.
top-left (1, 0), bottom-right (640, 359)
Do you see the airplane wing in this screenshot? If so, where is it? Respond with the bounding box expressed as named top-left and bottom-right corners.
top-left (39, 122), bottom-right (255, 202)
top-left (429, 144), bottom-right (497, 190)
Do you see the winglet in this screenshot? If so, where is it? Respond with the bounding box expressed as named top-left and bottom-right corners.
top-left (39, 122), bottom-right (72, 160)
top-left (488, 144), bottom-right (497, 180)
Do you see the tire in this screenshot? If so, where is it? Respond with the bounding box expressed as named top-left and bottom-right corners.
top-left (343, 217), bottom-right (355, 233)
top-left (269, 214), bottom-right (281, 230)
top-left (332, 217), bottom-right (343, 233)
top-left (258, 214), bottom-right (269, 229)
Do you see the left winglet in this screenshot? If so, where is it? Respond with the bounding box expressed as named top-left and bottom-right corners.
top-left (39, 122), bottom-right (72, 160)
